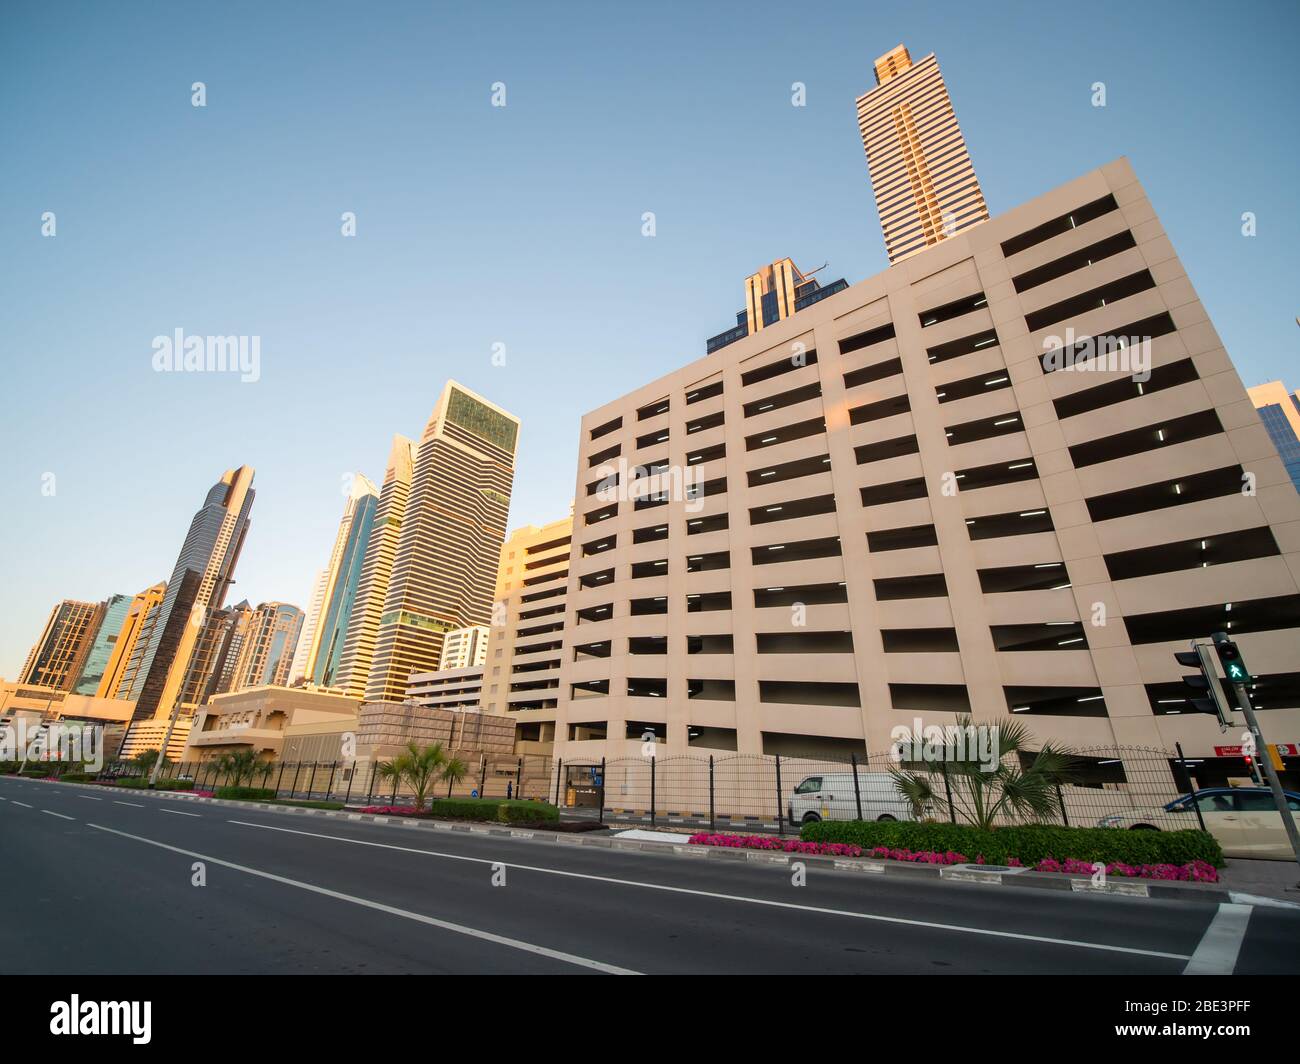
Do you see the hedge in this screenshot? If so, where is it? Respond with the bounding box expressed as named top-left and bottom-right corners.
top-left (428, 798), bottom-right (560, 824)
top-left (363, 798), bottom-right (561, 824)
top-left (800, 819), bottom-right (1224, 868)
top-left (215, 786), bottom-right (277, 800)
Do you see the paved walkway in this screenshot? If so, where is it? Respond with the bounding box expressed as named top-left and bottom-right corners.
top-left (1221, 858), bottom-right (1300, 905)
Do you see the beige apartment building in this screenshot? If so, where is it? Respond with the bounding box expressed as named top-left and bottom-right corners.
top-left (555, 157), bottom-right (1300, 770)
top-left (481, 517), bottom-right (573, 753)
top-left (857, 45), bottom-right (989, 265)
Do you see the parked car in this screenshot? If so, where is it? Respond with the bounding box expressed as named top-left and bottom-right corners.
top-left (789, 772), bottom-right (919, 824)
top-left (1098, 787), bottom-right (1300, 860)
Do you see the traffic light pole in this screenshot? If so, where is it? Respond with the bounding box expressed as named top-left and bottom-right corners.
top-left (1231, 681), bottom-right (1300, 881)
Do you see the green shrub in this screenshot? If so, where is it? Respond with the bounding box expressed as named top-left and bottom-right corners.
top-left (57, 772), bottom-right (94, 783)
top-left (215, 786), bottom-right (277, 801)
top-left (0, 761), bottom-right (21, 775)
top-left (403, 798), bottom-right (560, 824)
top-left (800, 819), bottom-right (1224, 868)
top-left (112, 776), bottom-right (150, 788)
top-left (20, 766), bottom-right (55, 777)
top-left (155, 779), bottom-right (193, 791)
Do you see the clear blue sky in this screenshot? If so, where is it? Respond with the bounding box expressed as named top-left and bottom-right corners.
top-left (1, 0), bottom-right (1297, 679)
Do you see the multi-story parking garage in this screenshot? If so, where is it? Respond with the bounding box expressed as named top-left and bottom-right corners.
top-left (553, 157), bottom-right (1300, 779)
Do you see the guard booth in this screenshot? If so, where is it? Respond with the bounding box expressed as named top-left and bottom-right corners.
top-left (564, 763), bottom-right (603, 809)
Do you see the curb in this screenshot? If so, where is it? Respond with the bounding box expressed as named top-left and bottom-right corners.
top-left (5, 776), bottom-right (1232, 903)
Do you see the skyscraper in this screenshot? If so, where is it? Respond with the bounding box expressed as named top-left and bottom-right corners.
top-left (205, 599), bottom-right (255, 696)
top-left (290, 473), bottom-right (380, 687)
top-left (102, 583), bottom-right (167, 700)
top-left (333, 435), bottom-right (417, 699)
top-left (229, 602), bottom-right (304, 690)
top-left (856, 44), bottom-right (988, 264)
top-left (1248, 381), bottom-right (1300, 493)
top-left (18, 599), bottom-right (103, 691)
top-left (438, 625), bottom-right (490, 670)
top-left (70, 593), bottom-right (133, 695)
top-left (707, 258), bottom-right (848, 354)
top-left (365, 382), bottom-right (520, 703)
top-left (123, 466), bottom-right (255, 732)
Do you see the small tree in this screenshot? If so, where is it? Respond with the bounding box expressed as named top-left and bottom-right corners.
top-left (442, 756), bottom-right (469, 798)
top-left (213, 749), bottom-right (264, 788)
top-left (890, 716), bottom-right (1076, 831)
top-left (377, 742), bottom-right (447, 811)
top-left (132, 749), bottom-right (170, 777)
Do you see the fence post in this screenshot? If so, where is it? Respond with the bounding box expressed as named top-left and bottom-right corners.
top-left (775, 754), bottom-right (785, 837)
top-left (940, 760), bottom-right (956, 824)
top-left (325, 761), bottom-right (337, 801)
top-left (390, 772), bottom-right (398, 805)
top-left (1176, 741), bottom-right (1207, 833)
top-left (344, 763), bottom-right (355, 806)
top-left (478, 755), bottom-right (486, 799)
top-left (515, 757), bottom-right (523, 798)
top-left (850, 752), bottom-right (864, 821)
top-left (598, 757), bottom-right (606, 826)
top-left (307, 762), bottom-right (318, 800)
top-left (649, 755), bottom-right (657, 827)
top-left (554, 758), bottom-right (563, 806)
top-left (289, 763), bottom-right (302, 799)
top-left (1055, 782), bottom-right (1069, 826)
top-left (708, 755), bottom-right (715, 832)
top-left (275, 760), bottom-right (287, 798)
top-left (366, 761), bottom-right (377, 804)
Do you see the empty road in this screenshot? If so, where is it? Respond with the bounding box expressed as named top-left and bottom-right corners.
top-left (3, 775), bottom-right (1297, 975)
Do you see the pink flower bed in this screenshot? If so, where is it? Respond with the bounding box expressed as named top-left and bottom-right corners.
top-left (359, 805), bottom-right (422, 816)
top-left (685, 834), bottom-right (1218, 882)
top-left (192, 790), bottom-right (216, 798)
top-left (1035, 857), bottom-right (1218, 882)
top-left (688, 833), bottom-right (862, 858)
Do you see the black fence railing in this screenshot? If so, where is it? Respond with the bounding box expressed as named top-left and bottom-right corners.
top-left (550, 746), bottom-right (1197, 836)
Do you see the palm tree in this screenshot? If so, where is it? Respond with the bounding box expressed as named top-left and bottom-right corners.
top-left (889, 716), bottom-right (1075, 831)
top-left (377, 741), bottom-right (447, 811)
top-left (442, 756), bottom-right (469, 798)
top-left (213, 749), bottom-right (264, 788)
top-left (132, 749), bottom-right (170, 777)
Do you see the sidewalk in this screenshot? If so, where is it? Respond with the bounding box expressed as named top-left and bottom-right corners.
top-left (1220, 858), bottom-right (1300, 906)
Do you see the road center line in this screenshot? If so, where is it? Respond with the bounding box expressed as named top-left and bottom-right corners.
top-left (228, 819), bottom-right (1191, 963)
top-left (78, 795), bottom-right (104, 801)
top-left (42, 809), bottom-right (75, 821)
top-left (87, 822), bottom-right (638, 975)
top-left (113, 801), bottom-right (144, 808)
top-left (160, 809), bottom-right (200, 817)
top-left (1182, 902), bottom-right (1252, 975)
top-left (12, 801), bottom-right (32, 808)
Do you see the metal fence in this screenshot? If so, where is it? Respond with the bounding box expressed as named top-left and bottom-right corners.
top-left (43, 743), bottom-right (1200, 834)
top-left (76, 753), bottom-right (553, 806)
top-left (551, 745), bottom-right (1198, 836)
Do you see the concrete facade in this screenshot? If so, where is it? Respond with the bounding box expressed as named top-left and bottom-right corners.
top-left (553, 158), bottom-right (1300, 769)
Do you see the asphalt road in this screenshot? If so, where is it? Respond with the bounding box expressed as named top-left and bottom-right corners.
top-left (3, 775), bottom-right (1298, 975)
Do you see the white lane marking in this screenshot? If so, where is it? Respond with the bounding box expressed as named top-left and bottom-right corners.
top-left (160, 809), bottom-right (200, 818)
top-left (1228, 891), bottom-right (1300, 910)
top-left (12, 801), bottom-right (32, 808)
top-left (87, 822), bottom-right (637, 975)
top-left (78, 795), bottom-right (104, 801)
top-left (229, 820), bottom-right (1191, 963)
top-left (113, 801), bottom-right (144, 808)
top-left (1183, 902), bottom-right (1252, 975)
top-left (42, 810), bottom-right (75, 821)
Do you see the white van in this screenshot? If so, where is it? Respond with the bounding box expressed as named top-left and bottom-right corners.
top-left (789, 772), bottom-right (917, 824)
